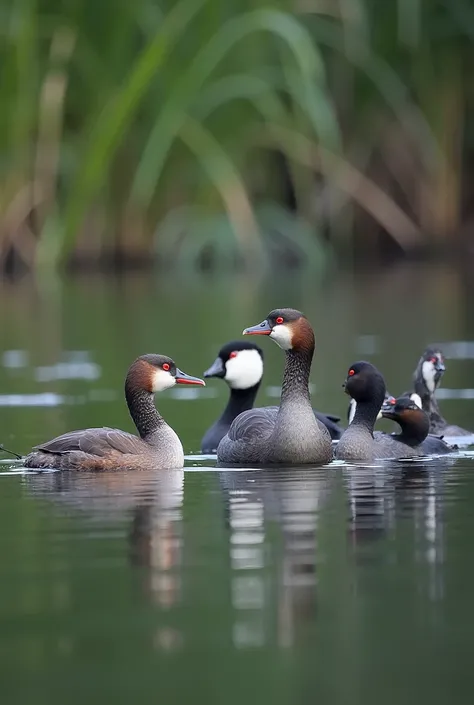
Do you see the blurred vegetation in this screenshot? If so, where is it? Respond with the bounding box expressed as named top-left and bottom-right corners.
top-left (0, 0), bottom-right (472, 273)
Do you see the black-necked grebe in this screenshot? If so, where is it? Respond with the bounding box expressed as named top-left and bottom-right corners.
top-left (336, 362), bottom-right (423, 461)
top-left (201, 341), bottom-right (264, 453)
top-left (381, 395), bottom-right (456, 455)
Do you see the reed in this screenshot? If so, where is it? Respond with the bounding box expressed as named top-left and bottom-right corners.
top-left (0, 0), bottom-right (471, 273)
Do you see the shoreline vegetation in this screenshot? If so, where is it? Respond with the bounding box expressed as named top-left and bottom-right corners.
top-left (1, 0), bottom-right (472, 274)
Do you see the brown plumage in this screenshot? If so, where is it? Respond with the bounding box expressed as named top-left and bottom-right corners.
top-left (23, 354), bottom-right (205, 471)
top-left (288, 316), bottom-right (315, 353)
top-left (217, 308), bottom-right (333, 465)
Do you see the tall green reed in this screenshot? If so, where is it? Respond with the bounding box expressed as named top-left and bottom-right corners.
top-left (0, 0), bottom-right (471, 272)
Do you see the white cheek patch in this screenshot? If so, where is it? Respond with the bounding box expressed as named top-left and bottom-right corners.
top-left (225, 349), bottom-right (263, 389)
top-left (422, 361), bottom-right (436, 393)
top-left (152, 369), bottom-right (176, 392)
top-left (410, 393), bottom-right (422, 409)
top-left (269, 324), bottom-right (293, 350)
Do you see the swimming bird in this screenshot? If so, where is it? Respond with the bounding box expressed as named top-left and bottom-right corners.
top-left (217, 309), bottom-right (333, 466)
top-left (336, 362), bottom-right (424, 461)
top-left (346, 347), bottom-right (469, 438)
top-left (405, 347), bottom-right (472, 437)
top-left (23, 354), bottom-right (205, 471)
top-left (381, 396), bottom-right (456, 455)
top-left (202, 340), bottom-right (342, 453)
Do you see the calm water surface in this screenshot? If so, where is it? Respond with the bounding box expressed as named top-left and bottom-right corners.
top-left (1, 263), bottom-right (474, 704)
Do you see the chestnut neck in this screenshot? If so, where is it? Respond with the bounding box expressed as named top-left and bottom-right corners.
top-left (392, 411), bottom-right (429, 446)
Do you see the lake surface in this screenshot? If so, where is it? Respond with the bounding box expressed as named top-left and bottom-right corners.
top-left (1, 262), bottom-right (474, 704)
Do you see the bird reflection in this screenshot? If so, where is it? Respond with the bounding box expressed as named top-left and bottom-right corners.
top-left (219, 468), bottom-right (333, 649)
top-left (25, 469), bottom-right (184, 650)
top-left (345, 459), bottom-right (452, 603)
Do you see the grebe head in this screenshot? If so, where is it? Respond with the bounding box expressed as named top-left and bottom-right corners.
top-left (420, 347), bottom-right (445, 393)
top-left (242, 308), bottom-right (313, 352)
top-left (204, 341), bottom-right (264, 390)
top-left (127, 354), bottom-right (205, 393)
top-left (381, 395), bottom-right (430, 434)
top-left (343, 361), bottom-right (386, 404)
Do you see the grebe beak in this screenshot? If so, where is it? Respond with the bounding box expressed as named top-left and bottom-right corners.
top-left (380, 396), bottom-right (396, 414)
top-left (175, 369), bottom-right (206, 386)
top-left (243, 319), bottom-right (271, 335)
top-left (204, 357), bottom-right (225, 378)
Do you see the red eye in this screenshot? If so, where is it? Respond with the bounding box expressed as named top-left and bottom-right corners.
top-left (390, 398), bottom-right (396, 405)
top-left (276, 316), bottom-right (284, 324)
top-left (348, 369), bottom-right (355, 376)
top-left (430, 357), bottom-right (437, 363)
top-left (229, 351), bottom-right (238, 359)
top-left (162, 363), bottom-right (170, 371)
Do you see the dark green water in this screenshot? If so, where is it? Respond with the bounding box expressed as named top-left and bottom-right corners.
top-left (1, 263), bottom-right (474, 704)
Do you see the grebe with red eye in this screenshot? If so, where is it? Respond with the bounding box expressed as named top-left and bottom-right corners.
top-left (201, 338), bottom-right (342, 453)
top-left (403, 347), bottom-right (472, 437)
top-left (346, 346), bottom-right (450, 432)
top-left (380, 395), bottom-right (456, 455)
top-left (216, 309), bottom-right (333, 466)
top-left (336, 361), bottom-right (432, 461)
top-left (201, 340), bottom-right (265, 453)
top-left (23, 354), bottom-right (205, 471)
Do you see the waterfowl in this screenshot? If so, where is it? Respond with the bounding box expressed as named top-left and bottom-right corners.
top-left (217, 309), bottom-right (333, 466)
top-left (24, 354), bottom-right (205, 471)
top-left (381, 396), bottom-right (455, 455)
top-left (336, 362), bottom-right (422, 461)
top-left (346, 347), bottom-right (444, 428)
top-left (201, 341), bottom-right (264, 453)
top-left (202, 340), bottom-right (342, 453)
top-left (405, 347), bottom-right (472, 437)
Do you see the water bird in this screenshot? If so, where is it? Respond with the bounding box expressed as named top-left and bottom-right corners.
top-left (381, 396), bottom-right (456, 455)
top-left (216, 308), bottom-right (333, 466)
top-left (405, 347), bottom-right (472, 437)
top-left (202, 340), bottom-right (342, 453)
top-left (23, 354), bottom-right (205, 471)
top-left (346, 346), bottom-right (467, 437)
top-left (336, 362), bottom-right (427, 461)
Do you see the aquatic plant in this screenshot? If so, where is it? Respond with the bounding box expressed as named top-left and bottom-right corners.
top-left (0, 0), bottom-right (471, 272)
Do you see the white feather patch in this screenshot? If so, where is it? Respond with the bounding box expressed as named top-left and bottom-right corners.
top-left (152, 369), bottom-right (176, 392)
top-left (410, 392), bottom-right (422, 409)
top-left (349, 398), bottom-right (383, 423)
top-left (269, 324), bottom-right (293, 350)
top-left (225, 349), bottom-right (263, 390)
top-left (348, 398), bottom-right (356, 424)
top-left (422, 360), bottom-right (436, 393)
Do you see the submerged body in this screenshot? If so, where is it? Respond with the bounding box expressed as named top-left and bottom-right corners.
top-left (24, 355), bottom-right (205, 471)
top-left (202, 340), bottom-right (341, 453)
top-left (217, 309), bottom-right (332, 466)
